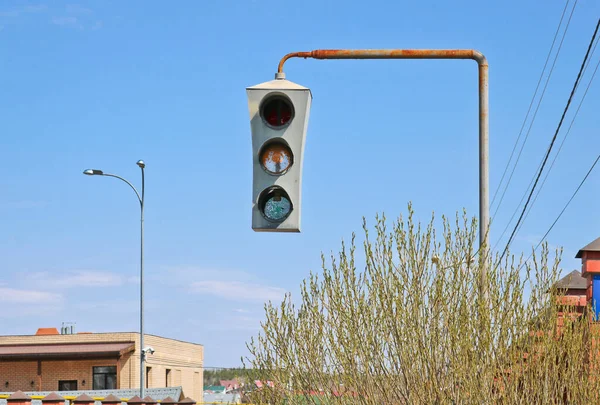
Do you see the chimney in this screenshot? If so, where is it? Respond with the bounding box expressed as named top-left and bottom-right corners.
top-left (60, 322), bottom-right (76, 335)
top-left (35, 328), bottom-right (60, 336)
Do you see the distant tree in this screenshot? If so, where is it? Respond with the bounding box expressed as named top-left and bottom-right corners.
top-left (203, 368), bottom-right (252, 388)
top-left (245, 205), bottom-right (597, 404)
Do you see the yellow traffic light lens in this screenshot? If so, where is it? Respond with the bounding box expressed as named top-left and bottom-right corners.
top-left (261, 96), bottom-right (293, 128)
top-left (259, 186), bottom-right (292, 222)
top-left (260, 141), bottom-right (293, 175)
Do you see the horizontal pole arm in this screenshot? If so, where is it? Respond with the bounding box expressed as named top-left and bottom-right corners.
top-left (102, 173), bottom-right (143, 207)
top-left (278, 49), bottom-right (487, 73)
top-left (275, 46), bottom-right (490, 289)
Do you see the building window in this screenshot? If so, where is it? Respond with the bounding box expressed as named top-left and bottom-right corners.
top-left (58, 380), bottom-right (78, 391)
top-left (93, 366), bottom-right (117, 390)
top-left (165, 369), bottom-right (171, 387)
top-left (146, 366), bottom-right (152, 388)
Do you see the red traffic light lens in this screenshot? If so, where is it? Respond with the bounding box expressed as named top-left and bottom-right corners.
top-left (259, 141), bottom-right (293, 175)
top-left (261, 96), bottom-right (293, 127)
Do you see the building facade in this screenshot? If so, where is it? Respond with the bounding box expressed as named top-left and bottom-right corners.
top-left (0, 328), bottom-right (203, 401)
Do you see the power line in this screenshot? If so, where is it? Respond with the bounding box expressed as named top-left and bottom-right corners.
top-left (518, 43), bottom-right (600, 232)
top-left (492, 18), bottom-right (595, 254)
top-left (499, 18), bottom-right (600, 263)
top-left (491, 1), bottom-right (578, 251)
top-left (517, 154), bottom-right (600, 270)
top-left (491, 0), bottom-right (577, 213)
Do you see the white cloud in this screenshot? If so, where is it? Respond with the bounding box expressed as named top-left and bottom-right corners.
top-left (127, 275), bottom-right (141, 284)
top-left (0, 5), bottom-right (47, 18)
top-left (517, 234), bottom-right (563, 256)
top-left (27, 5), bottom-right (47, 12)
top-left (189, 314), bottom-right (264, 332)
top-left (77, 299), bottom-right (139, 313)
top-left (0, 287), bottom-right (62, 304)
top-left (167, 267), bottom-right (252, 281)
top-left (51, 16), bottom-right (81, 28)
top-left (234, 308), bottom-right (250, 313)
top-left (51, 5), bottom-right (101, 30)
top-left (30, 271), bottom-right (125, 288)
top-left (66, 4), bottom-right (92, 14)
top-left (190, 280), bottom-right (286, 302)
top-left (1, 200), bottom-right (48, 209)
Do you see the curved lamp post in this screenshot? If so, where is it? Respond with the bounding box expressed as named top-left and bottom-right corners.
top-left (83, 160), bottom-right (146, 397)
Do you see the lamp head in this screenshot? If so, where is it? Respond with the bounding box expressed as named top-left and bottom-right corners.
top-left (83, 169), bottom-right (104, 176)
top-left (136, 160), bottom-right (145, 169)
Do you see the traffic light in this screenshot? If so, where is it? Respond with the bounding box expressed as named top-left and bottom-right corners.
top-left (247, 75), bottom-right (312, 232)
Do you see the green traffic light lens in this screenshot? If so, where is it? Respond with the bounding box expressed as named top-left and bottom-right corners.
top-left (265, 196), bottom-right (291, 221)
top-left (259, 186), bottom-right (293, 222)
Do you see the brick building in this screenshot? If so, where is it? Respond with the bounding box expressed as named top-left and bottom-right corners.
top-left (0, 328), bottom-right (203, 400)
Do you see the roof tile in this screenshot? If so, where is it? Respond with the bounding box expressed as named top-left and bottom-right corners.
top-left (576, 236), bottom-right (600, 258)
top-left (42, 393), bottom-right (64, 402)
top-left (554, 270), bottom-right (588, 290)
top-left (73, 394), bottom-right (95, 403)
top-left (7, 391), bottom-right (31, 401)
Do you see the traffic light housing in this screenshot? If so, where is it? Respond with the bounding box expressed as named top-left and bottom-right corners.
top-left (247, 75), bottom-right (312, 232)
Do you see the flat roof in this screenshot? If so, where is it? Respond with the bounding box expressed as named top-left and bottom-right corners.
top-left (0, 342), bottom-right (134, 360)
top-left (0, 332), bottom-right (203, 347)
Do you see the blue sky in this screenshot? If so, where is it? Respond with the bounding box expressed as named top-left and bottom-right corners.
top-left (0, 0), bottom-right (599, 367)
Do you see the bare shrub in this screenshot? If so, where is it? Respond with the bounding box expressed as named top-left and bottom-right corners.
top-left (245, 206), bottom-right (597, 404)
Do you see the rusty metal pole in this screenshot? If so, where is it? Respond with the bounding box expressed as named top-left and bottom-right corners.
top-left (277, 49), bottom-right (490, 297)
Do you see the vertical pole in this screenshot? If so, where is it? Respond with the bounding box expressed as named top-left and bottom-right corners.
top-left (116, 357), bottom-right (121, 389)
top-left (140, 167), bottom-right (145, 398)
top-left (478, 60), bottom-right (489, 301)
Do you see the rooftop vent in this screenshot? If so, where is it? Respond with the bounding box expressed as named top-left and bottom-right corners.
top-left (60, 322), bottom-right (76, 335)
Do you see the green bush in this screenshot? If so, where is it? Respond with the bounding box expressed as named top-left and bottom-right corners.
top-left (244, 206), bottom-right (597, 404)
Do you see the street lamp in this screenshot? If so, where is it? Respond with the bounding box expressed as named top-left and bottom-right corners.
top-left (83, 160), bottom-right (146, 397)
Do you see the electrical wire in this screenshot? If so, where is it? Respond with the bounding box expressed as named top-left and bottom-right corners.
top-left (517, 44), bottom-right (600, 232)
top-left (498, 18), bottom-right (600, 263)
top-left (491, 0), bottom-right (577, 213)
top-left (517, 154), bottom-right (600, 271)
top-left (493, 25), bottom-right (598, 254)
top-left (491, 2), bottom-right (579, 251)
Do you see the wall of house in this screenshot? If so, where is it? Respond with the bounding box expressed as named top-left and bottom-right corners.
top-left (41, 359), bottom-right (119, 391)
top-left (0, 361), bottom-right (37, 392)
top-left (141, 335), bottom-right (203, 400)
top-left (0, 359), bottom-right (121, 392)
top-left (120, 350), bottom-right (134, 389)
top-left (0, 333), bottom-right (203, 400)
